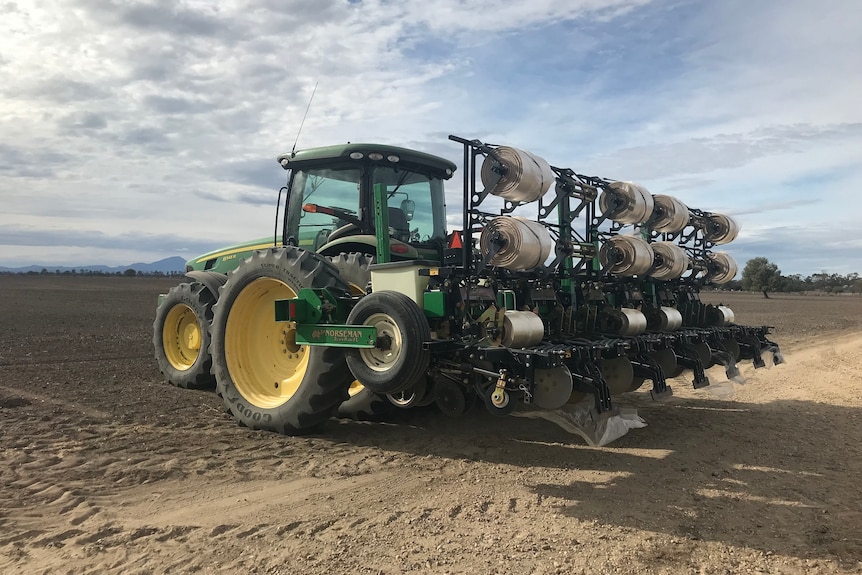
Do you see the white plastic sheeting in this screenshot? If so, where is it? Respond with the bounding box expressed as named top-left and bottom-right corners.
top-left (514, 400), bottom-right (646, 447)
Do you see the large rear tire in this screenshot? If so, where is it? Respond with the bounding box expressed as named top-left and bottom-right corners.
top-left (337, 380), bottom-right (394, 420)
top-left (153, 282), bottom-right (216, 389)
top-left (210, 247), bottom-right (353, 434)
top-left (327, 252), bottom-right (373, 294)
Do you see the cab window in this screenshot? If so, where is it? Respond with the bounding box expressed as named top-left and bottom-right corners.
top-left (372, 166), bottom-right (446, 243)
top-left (289, 168), bottom-right (361, 250)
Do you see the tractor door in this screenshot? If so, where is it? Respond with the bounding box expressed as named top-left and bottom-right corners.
top-left (370, 165), bottom-right (448, 247)
top-left (286, 167), bottom-right (362, 251)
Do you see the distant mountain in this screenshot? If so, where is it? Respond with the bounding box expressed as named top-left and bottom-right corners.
top-left (0, 256), bottom-right (187, 275)
top-left (124, 256), bottom-right (187, 274)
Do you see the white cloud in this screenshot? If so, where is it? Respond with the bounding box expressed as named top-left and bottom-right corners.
top-left (1, 0), bottom-right (860, 276)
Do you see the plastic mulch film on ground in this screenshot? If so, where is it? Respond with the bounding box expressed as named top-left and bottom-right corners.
top-left (703, 379), bottom-right (736, 399)
top-left (513, 400), bottom-right (646, 446)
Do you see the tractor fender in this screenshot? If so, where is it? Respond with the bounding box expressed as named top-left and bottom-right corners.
top-left (184, 270), bottom-right (228, 300)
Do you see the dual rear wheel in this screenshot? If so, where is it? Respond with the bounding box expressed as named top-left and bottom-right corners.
top-left (153, 282), bottom-right (216, 390)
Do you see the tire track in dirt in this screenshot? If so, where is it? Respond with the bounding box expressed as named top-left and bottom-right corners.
top-left (0, 377), bottom-right (476, 573)
top-left (2, 279), bottom-right (861, 574)
top-left (2, 383), bottom-right (540, 572)
top-left (0, 355), bottom-right (154, 368)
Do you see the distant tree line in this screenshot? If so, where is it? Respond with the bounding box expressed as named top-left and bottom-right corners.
top-left (4, 258), bottom-right (858, 294)
top-left (0, 269), bottom-right (185, 277)
top-left (722, 257), bottom-right (862, 294)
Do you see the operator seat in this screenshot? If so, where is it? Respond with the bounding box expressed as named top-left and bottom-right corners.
top-left (387, 207), bottom-right (410, 243)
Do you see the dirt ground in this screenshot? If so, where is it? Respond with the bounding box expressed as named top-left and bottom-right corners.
top-left (1, 276), bottom-right (860, 575)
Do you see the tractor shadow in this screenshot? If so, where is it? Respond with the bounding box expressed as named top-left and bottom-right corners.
top-left (325, 392), bottom-right (862, 565)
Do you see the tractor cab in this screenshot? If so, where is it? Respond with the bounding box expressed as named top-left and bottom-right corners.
top-left (277, 144), bottom-right (456, 260)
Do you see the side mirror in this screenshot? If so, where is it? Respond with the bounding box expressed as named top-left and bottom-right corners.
top-left (401, 199), bottom-right (415, 221)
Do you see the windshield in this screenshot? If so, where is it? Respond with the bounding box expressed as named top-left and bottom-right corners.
top-left (287, 167), bottom-right (361, 250)
top-left (284, 163), bottom-right (448, 250)
top-left (373, 166), bottom-right (447, 243)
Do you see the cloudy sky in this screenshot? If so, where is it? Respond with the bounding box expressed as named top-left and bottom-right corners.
top-left (2, 0), bottom-right (860, 276)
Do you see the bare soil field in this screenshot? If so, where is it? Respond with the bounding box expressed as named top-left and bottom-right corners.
top-left (1, 276), bottom-right (861, 574)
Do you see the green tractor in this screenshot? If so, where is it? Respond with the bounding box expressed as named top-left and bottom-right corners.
top-left (154, 136), bottom-right (782, 443)
top-left (153, 143), bottom-right (455, 426)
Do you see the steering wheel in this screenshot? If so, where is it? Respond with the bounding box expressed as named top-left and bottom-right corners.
top-left (302, 204), bottom-right (372, 230)
top-left (302, 203), bottom-right (374, 245)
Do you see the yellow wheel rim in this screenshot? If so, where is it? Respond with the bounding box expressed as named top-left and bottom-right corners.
top-left (339, 268), bottom-right (368, 398)
top-left (225, 277), bottom-right (309, 409)
top-left (347, 380), bottom-right (364, 397)
top-left (163, 304), bottom-right (201, 371)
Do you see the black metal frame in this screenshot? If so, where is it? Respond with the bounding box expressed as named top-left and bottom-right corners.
top-left (418, 135), bottom-right (783, 417)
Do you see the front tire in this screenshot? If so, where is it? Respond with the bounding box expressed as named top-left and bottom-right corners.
top-left (153, 282), bottom-right (216, 389)
top-left (210, 247), bottom-right (353, 434)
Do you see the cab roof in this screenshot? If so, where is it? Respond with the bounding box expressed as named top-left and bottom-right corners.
top-left (276, 143), bottom-right (457, 179)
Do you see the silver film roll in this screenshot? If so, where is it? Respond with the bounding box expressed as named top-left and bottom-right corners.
top-left (599, 235), bottom-right (655, 276)
top-left (649, 241), bottom-right (689, 280)
top-left (480, 216), bottom-right (553, 270)
top-left (501, 310), bottom-right (545, 348)
top-left (599, 181), bottom-right (654, 224)
top-left (480, 146), bottom-right (555, 203)
top-left (651, 194), bottom-right (690, 233)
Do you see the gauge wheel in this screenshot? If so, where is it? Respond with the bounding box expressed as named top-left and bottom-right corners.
top-left (345, 290), bottom-right (430, 395)
top-left (328, 252), bottom-right (395, 420)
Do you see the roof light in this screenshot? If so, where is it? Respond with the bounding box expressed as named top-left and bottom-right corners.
top-left (368, 152), bottom-right (384, 161)
top-left (349, 152), bottom-right (364, 160)
top-left (387, 154), bottom-right (400, 163)
top-left (280, 158), bottom-right (290, 168)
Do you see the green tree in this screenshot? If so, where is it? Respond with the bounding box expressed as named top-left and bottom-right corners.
top-left (741, 257), bottom-right (783, 294)
top-left (782, 273), bottom-right (805, 293)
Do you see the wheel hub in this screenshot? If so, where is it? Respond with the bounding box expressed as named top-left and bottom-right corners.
top-left (163, 303), bottom-right (201, 371)
top-left (183, 322), bottom-right (201, 351)
top-left (224, 277), bottom-right (308, 409)
top-left (360, 313), bottom-right (402, 372)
